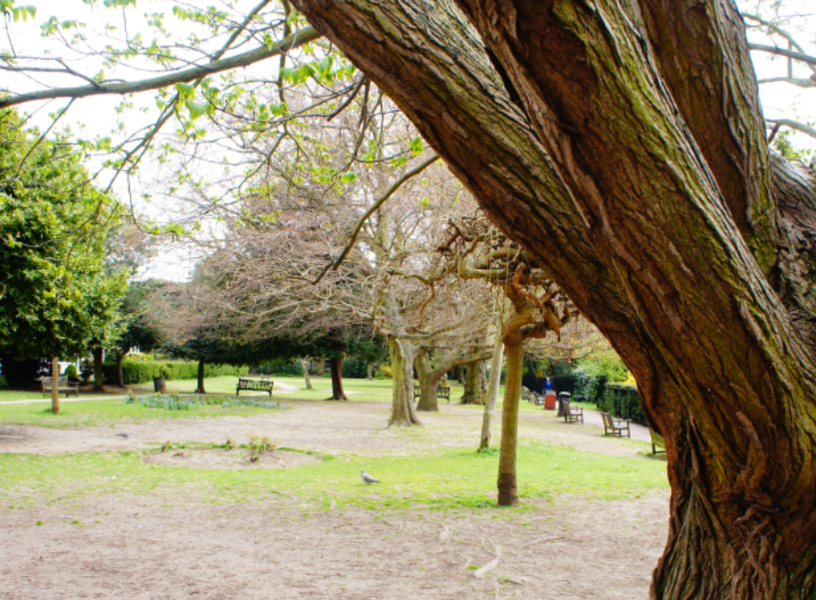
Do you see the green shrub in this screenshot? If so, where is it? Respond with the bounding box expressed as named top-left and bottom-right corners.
top-left (0, 375), bottom-right (7, 389)
top-left (257, 359), bottom-right (302, 376)
top-left (378, 364), bottom-right (393, 379)
top-left (103, 360), bottom-right (249, 384)
top-left (341, 358), bottom-right (369, 378)
top-left (64, 365), bottom-right (79, 381)
top-left (599, 383), bottom-right (645, 425)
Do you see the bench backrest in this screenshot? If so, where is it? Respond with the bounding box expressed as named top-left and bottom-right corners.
top-left (649, 427), bottom-right (666, 449)
top-left (601, 412), bottom-right (614, 428)
top-left (41, 376), bottom-right (68, 388)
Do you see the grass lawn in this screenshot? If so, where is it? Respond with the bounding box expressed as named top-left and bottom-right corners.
top-left (0, 438), bottom-right (668, 512)
top-left (0, 396), bottom-right (290, 429)
top-left (0, 389), bottom-right (50, 403)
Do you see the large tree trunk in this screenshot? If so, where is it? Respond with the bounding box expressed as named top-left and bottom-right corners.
top-left (195, 359), bottom-right (205, 394)
top-left (314, 357), bottom-right (325, 376)
top-left (479, 330), bottom-right (505, 452)
top-left (301, 359), bottom-right (313, 390)
top-left (294, 0), bottom-right (816, 595)
top-left (50, 356), bottom-right (60, 415)
top-left (92, 347), bottom-right (104, 392)
top-left (366, 362), bottom-right (374, 381)
top-left (414, 348), bottom-right (438, 412)
top-left (460, 360), bottom-right (487, 405)
top-left (327, 355), bottom-right (347, 401)
top-left (116, 351), bottom-right (125, 388)
top-left (388, 338), bottom-right (422, 426)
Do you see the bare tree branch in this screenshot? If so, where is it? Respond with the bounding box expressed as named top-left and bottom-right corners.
top-left (0, 26), bottom-right (322, 109)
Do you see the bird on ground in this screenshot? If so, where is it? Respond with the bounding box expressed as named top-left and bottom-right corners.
top-left (116, 432), bottom-right (133, 439)
top-left (361, 470), bottom-right (380, 484)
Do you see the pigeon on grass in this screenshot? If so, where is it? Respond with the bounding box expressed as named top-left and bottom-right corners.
top-left (361, 470), bottom-right (380, 485)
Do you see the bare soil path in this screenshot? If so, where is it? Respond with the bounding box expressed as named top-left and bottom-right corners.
top-left (0, 398), bottom-right (668, 599)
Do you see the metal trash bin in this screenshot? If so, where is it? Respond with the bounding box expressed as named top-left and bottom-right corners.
top-left (153, 376), bottom-right (166, 393)
top-left (557, 392), bottom-right (571, 417)
top-left (544, 391), bottom-right (557, 410)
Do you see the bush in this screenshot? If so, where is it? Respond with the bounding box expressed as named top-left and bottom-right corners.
top-left (104, 360), bottom-right (249, 384)
top-left (378, 364), bottom-right (393, 379)
top-left (599, 383), bottom-right (645, 425)
top-left (257, 359), bottom-right (302, 376)
top-left (64, 364), bottom-right (79, 381)
top-left (341, 357), bottom-right (369, 378)
top-left (0, 375), bottom-right (7, 389)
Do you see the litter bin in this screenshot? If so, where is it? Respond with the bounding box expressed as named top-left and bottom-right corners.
top-left (544, 391), bottom-right (557, 410)
top-left (153, 376), bottom-right (166, 393)
top-left (557, 392), bottom-right (571, 417)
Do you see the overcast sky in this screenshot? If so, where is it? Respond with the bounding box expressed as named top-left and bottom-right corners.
top-left (3, 0), bottom-right (815, 280)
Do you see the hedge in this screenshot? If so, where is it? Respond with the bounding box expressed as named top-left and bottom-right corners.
top-left (257, 357), bottom-right (372, 378)
top-left (102, 360), bottom-right (249, 385)
top-left (598, 383), bottom-right (646, 425)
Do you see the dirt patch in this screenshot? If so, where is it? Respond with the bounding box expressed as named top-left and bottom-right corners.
top-left (142, 447), bottom-right (321, 470)
top-left (1, 491), bottom-right (668, 599)
top-left (0, 399), bottom-right (651, 459)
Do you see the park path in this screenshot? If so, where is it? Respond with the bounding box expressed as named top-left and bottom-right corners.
top-left (579, 408), bottom-right (652, 443)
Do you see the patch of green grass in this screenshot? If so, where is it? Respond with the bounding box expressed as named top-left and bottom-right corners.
top-left (0, 390), bottom-right (53, 402)
top-left (0, 397), bottom-right (288, 429)
top-left (0, 440), bottom-right (668, 511)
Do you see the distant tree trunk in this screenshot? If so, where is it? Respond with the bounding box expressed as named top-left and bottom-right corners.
top-left (497, 337), bottom-right (522, 506)
top-left (50, 356), bottom-right (60, 415)
top-left (388, 338), bottom-right (421, 426)
top-left (327, 355), bottom-right (347, 400)
top-left (195, 360), bottom-right (205, 394)
top-left (116, 351), bottom-right (126, 388)
top-left (92, 347), bottom-right (104, 392)
top-left (366, 362), bottom-right (375, 380)
top-left (302, 359), bottom-right (313, 390)
top-left (460, 360), bottom-right (487, 405)
top-left (417, 348), bottom-right (494, 412)
top-left (479, 331), bottom-right (505, 452)
top-left (315, 358), bottom-right (325, 376)
top-left (414, 348), bottom-right (438, 412)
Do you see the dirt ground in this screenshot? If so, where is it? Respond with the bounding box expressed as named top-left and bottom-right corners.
top-left (0, 398), bottom-right (669, 599)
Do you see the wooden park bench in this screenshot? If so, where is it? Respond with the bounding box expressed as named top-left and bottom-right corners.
top-left (236, 378), bottom-right (274, 396)
top-left (601, 412), bottom-right (631, 438)
top-left (41, 376), bottom-right (79, 398)
top-left (562, 399), bottom-right (583, 423)
top-left (437, 384), bottom-right (451, 403)
top-left (521, 386), bottom-right (532, 402)
top-left (413, 383), bottom-right (452, 402)
top-left (649, 427), bottom-right (666, 455)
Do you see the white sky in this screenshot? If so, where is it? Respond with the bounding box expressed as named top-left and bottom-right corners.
top-left (3, 0), bottom-right (815, 280)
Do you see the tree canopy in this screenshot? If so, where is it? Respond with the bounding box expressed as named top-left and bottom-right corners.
top-left (0, 107), bottom-right (128, 360)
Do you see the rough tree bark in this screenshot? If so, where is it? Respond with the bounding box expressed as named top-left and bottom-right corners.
top-left (327, 355), bottom-right (347, 401)
top-left (366, 362), bottom-right (374, 380)
top-left (301, 359), bottom-right (313, 390)
top-left (293, 0), bottom-right (816, 596)
top-left (479, 329), bottom-right (505, 452)
top-left (50, 356), bottom-right (59, 415)
top-left (315, 358), bottom-right (325, 377)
